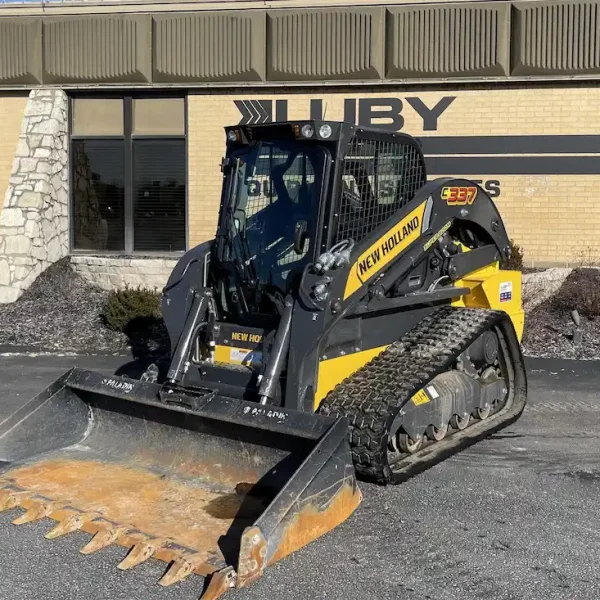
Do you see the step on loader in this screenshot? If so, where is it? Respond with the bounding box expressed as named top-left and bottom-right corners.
top-left (0, 120), bottom-right (527, 598)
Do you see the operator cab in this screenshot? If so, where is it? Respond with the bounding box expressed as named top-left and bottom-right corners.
top-left (214, 120), bottom-right (426, 323)
top-left (163, 120), bottom-right (427, 401)
top-left (221, 137), bottom-right (324, 301)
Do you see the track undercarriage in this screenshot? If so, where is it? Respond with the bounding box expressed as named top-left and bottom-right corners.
top-left (320, 307), bottom-right (527, 484)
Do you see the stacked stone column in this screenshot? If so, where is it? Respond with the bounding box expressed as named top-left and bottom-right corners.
top-left (0, 89), bottom-right (69, 303)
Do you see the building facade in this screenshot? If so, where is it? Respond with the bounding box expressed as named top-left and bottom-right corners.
top-left (0, 0), bottom-right (598, 300)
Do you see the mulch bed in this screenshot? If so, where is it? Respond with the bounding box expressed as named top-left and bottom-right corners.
top-left (522, 269), bottom-right (600, 360)
top-left (0, 259), bottom-right (598, 362)
top-left (0, 258), bottom-right (168, 357)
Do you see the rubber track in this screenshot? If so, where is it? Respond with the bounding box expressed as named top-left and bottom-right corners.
top-left (319, 306), bottom-right (526, 485)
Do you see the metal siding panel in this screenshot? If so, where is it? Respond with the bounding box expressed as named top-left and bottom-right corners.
top-left (386, 3), bottom-right (509, 79)
top-left (153, 12), bottom-right (265, 83)
top-left (0, 19), bottom-right (41, 84)
top-left (267, 8), bottom-right (384, 81)
top-left (512, 1), bottom-right (600, 75)
top-left (43, 15), bottom-right (151, 84)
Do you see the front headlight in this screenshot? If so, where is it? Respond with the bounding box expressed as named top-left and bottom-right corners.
top-left (301, 124), bottom-right (315, 138)
top-left (319, 124), bottom-right (332, 139)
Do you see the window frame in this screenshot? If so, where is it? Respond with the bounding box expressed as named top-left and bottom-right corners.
top-left (69, 92), bottom-right (188, 257)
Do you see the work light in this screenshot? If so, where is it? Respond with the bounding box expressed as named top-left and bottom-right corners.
top-left (301, 124), bottom-right (315, 138)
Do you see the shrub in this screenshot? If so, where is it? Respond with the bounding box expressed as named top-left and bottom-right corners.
top-left (501, 239), bottom-right (524, 271)
top-left (101, 286), bottom-right (162, 332)
top-left (555, 268), bottom-right (600, 319)
top-left (575, 245), bottom-right (600, 268)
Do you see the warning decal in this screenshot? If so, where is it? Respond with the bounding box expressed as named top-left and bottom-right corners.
top-left (500, 281), bottom-right (513, 303)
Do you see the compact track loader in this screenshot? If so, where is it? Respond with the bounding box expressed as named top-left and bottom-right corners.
top-left (0, 121), bottom-right (527, 598)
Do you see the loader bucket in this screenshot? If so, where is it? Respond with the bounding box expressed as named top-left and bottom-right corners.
top-left (0, 368), bottom-right (361, 598)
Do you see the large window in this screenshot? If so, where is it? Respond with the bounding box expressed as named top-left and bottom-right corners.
top-left (71, 96), bottom-right (186, 253)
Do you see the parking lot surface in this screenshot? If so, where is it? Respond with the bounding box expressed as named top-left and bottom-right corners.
top-left (0, 355), bottom-right (598, 600)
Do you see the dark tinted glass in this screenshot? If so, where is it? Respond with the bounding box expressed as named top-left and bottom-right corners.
top-left (229, 142), bottom-right (325, 291)
top-left (72, 139), bottom-right (125, 251)
top-left (133, 139), bottom-right (186, 252)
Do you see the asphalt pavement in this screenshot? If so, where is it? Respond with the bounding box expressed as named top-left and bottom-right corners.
top-left (0, 354), bottom-right (598, 600)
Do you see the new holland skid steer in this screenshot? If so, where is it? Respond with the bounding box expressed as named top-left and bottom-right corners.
top-left (0, 121), bottom-right (527, 598)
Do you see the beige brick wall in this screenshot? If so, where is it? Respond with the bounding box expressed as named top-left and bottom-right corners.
top-left (439, 174), bottom-right (600, 267)
top-left (0, 94), bottom-right (27, 213)
top-left (187, 85), bottom-right (600, 266)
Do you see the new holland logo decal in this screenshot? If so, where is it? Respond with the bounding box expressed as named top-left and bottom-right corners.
top-left (344, 201), bottom-right (427, 299)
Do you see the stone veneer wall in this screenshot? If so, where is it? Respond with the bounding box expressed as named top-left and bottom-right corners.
top-left (0, 89), bottom-right (69, 303)
top-left (70, 256), bottom-right (179, 292)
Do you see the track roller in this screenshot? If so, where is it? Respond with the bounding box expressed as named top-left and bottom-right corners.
top-left (451, 413), bottom-right (470, 430)
top-left (426, 423), bottom-right (448, 441)
top-left (474, 404), bottom-right (491, 420)
top-left (392, 432), bottom-right (423, 454)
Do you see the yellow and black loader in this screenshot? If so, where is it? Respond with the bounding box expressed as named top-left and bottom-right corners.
top-left (0, 120), bottom-right (527, 598)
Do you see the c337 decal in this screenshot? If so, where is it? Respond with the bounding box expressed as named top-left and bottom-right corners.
top-left (442, 186), bottom-right (478, 206)
top-left (344, 201), bottom-right (427, 299)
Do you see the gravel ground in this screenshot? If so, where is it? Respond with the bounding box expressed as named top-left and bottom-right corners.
top-left (0, 356), bottom-right (599, 600)
top-left (522, 303), bottom-right (600, 360)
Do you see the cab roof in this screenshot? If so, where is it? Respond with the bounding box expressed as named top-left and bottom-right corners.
top-left (224, 120), bottom-right (422, 150)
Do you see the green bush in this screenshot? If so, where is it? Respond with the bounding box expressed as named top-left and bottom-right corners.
top-left (101, 287), bottom-right (162, 332)
top-left (501, 239), bottom-right (524, 271)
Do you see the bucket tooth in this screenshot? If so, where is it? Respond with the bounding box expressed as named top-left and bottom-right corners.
top-left (0, 491), bottom-right (29, 512)
top-left (12, 501), bottom-right (58, 525)
top-left (159, 553), bottom-right (204, 586)
top-left (46, 512), bottom-right (100, 540)
top-left (80, 525), bottom-right (131, 555)
top-left (201, 566), bottom-right (237, 600)
top-left (118, 537), bottom-right (169, 570)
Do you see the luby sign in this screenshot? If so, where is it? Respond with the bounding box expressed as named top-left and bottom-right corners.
top-left (234, 96), bottom-right (502, 198)
top-left (235, 96), bottom-right (456, 132)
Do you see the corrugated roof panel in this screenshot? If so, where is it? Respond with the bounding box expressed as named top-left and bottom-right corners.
top-left (43, 15), bottom-right (151, 83)
top-left (512, 0), bottom-right (600, 75)
top-left (386, 3), bottom-right (510, 79)
top-left (153, 12), bottom-right (265, 82)
top-left (267, 7), bottom-right (384, 81)
top-left (0, 18), bottom-right (41, 84)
